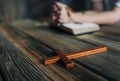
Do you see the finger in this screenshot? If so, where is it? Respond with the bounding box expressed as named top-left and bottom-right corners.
top-left (52, 5), bottom-right (58, 11)
top-left (51, 15), bottom-right (60, 21)
top-left (56, 10), bottom-right (61, 15)
top-left (54, 2), bottom-right (61, 9)
top-left (52, 16), bottom-right (57, 20)
top-left (51, 13), bottom-right (55, 17)
top-left (52, 7), bottom-right (61, 15)
top-left (54, 2), bottom-right (60, 8)
top-left (54, 6), bottom-right (61, 11)
top-left (51, 9), bottom-right (61, 16)
top-left (51, 12), bottom-right (60, 17)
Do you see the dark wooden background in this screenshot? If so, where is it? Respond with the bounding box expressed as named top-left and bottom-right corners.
top-left (0, 0), bottom-right (118, 21)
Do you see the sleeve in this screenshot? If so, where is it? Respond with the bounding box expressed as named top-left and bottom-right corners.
top-left (116, 0), bottom-right (120, 7)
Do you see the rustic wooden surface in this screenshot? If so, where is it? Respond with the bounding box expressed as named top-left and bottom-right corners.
top-left (0, 20), bottom-right (120, 81)
top-left (0, 33), bottom-right (52, 81)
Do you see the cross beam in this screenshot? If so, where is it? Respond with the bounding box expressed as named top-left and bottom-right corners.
top-left (44, 46), bottom-right (107, 69)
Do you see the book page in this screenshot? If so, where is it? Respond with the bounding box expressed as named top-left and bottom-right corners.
top-left (63, 23), bottom-right (99, 29)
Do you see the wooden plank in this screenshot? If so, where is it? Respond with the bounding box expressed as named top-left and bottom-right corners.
top-left (93, 32), bottom-right (120, 43)
top-left (0, 22), bottom-right (108, 81)
top-left (101, 26), bottom-right (120, 35)
top-left (77, 34), bottom-right (120, 52)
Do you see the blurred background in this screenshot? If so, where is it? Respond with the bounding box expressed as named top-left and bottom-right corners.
top-left (0, 0), bottom-right (118, 21)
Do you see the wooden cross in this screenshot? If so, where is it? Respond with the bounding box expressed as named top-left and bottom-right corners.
top-left (44, 46), bottom-right (107, 69)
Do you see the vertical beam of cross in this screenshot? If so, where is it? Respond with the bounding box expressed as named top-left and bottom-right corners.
top-left (55, 50), bottom-right (74, 69)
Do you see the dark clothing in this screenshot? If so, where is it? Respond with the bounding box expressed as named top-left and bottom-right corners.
top-left (58, 0), bottom-right (119, 11)
top-left (58, 0), bottom-right (92, 11)
top-left (103, 0), bottom-right (118, 10)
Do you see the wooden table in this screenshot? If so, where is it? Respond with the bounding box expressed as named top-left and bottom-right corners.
top-left (0, 20), bottom-right (120, 81)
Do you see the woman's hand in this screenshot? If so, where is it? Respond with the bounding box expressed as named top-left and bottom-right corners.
top-left (51, 2), bottom-right (61, 24)
top-left (51, 2), bottom-right (73, 24)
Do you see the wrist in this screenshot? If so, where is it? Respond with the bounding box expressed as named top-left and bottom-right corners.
top-left (71, 12), bottom-right (84, 23)
top-left (70, 12), bottom-right (77, 23)
top-left (71, 13), bottom-right (79, 23)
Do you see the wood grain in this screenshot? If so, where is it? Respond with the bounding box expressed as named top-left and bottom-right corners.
top-left (0, 33), bottom-right (52, 81)
top-left (10, 20), bottom-right (120, 81)
top-left (0, 22), bottom-right (108, 81)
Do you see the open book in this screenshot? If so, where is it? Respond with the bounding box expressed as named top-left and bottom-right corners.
top-left (60, 23), bottom-right (100, 35)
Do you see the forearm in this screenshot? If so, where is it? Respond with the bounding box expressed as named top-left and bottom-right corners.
top-left (71, 7), bottom-right (120, 24)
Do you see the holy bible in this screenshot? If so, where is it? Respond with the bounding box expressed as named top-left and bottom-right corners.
top-left (60, 23), bottom-right (100, 35)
